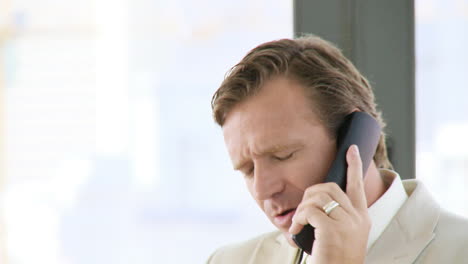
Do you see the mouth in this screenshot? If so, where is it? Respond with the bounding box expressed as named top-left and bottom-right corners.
top-left (279, 208), bottom-right (295, 217)
top-left (273, 208), bottom-right (296, 229)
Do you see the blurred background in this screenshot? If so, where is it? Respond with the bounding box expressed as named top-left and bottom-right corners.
top-left (0, 0), bottom-right (467, 263)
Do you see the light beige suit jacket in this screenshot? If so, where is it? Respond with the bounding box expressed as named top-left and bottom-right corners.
top-left (207, 180), bottom-right (468, 263)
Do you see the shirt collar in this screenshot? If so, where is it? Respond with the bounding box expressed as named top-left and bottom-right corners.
top-left (367, 169), bottom-right (408, 250)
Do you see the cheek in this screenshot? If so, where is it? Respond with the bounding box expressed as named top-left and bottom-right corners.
top-left (285, 162), bottom-right (319, 191)
top-left (289, 149), bottom-right (336, 188)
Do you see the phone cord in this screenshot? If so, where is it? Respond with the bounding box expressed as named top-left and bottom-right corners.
top-left (296, 249), bottom-right (304, 264)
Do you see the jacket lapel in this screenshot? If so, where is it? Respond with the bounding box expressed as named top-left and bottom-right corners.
top-left (254, 233), bottom-right (300, 264)
top-left (365, 180), bottom-right (440, 264)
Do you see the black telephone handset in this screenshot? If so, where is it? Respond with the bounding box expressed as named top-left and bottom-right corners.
top-left (291, 112), bottom-right (381, 255)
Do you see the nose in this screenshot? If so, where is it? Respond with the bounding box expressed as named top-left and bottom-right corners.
top-left (252, 163), bottom-right (284, 200)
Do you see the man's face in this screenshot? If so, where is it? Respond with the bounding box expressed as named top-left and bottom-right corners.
top-left (222, 77), bottom-right (337, 239)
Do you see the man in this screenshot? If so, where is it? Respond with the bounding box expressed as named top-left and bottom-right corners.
top-left (207, 36), bottom-right (468, 263)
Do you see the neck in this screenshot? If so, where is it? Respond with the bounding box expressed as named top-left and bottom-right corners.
top-left (363, 161), bottom-right (388, 207)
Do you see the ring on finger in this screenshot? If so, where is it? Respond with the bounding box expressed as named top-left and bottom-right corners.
top-left (322, 200), bottom-right (340, 215)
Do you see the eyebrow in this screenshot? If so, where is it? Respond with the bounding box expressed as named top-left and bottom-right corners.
top-left (233, 142), bottom-right (305, 171)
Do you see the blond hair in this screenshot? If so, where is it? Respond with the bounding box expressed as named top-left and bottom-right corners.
top-left (211, 36), bottom-right (392, 169)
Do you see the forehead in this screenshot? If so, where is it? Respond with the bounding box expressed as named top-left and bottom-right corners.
top-left (222, 77), bottom-right (324, 162)
top-left (225, 77), bottom-right (319, 124)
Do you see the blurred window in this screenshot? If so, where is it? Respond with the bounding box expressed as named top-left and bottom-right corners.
top-left (415, 0), bottom-right (468, 218)
top-left (2, 0), bottom-right (292, 263)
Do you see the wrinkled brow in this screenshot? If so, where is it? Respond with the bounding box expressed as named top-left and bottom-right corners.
top-left (233, 142), bottom-right (304, 171)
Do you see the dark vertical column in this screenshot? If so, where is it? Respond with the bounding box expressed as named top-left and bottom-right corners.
top-left (294, 0), bottom-right (415, 179)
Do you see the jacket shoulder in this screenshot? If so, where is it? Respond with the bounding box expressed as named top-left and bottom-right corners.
top-left (206, 231), bottom-right (281, 264)
top-left (417, 210), bottom-right (468, 263)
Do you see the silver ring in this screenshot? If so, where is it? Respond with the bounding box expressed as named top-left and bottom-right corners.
top-left (322, 200), bottom-right (340, 215)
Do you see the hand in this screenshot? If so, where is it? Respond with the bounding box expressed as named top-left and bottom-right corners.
top-left (289, 145), bottom-right (371, 264)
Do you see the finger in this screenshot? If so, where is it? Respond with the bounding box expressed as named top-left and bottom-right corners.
top-left (289, 195), bottom-right (349, 235)
top-left (302, 183), bottom-right (354, 215)
top-left (346, 145), bottom-right (367, 210)
top-left (289, 205), bottom-right (329, 235)
top-left (320, 200), bottom-right (347, 221)
top-left (300, 196), bottom-right (348, 221)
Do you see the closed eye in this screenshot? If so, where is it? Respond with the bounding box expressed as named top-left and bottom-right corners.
top-left (274, 152), bottom-right (294, 161)
top-left (242, 165), bottom-right (254, 177)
